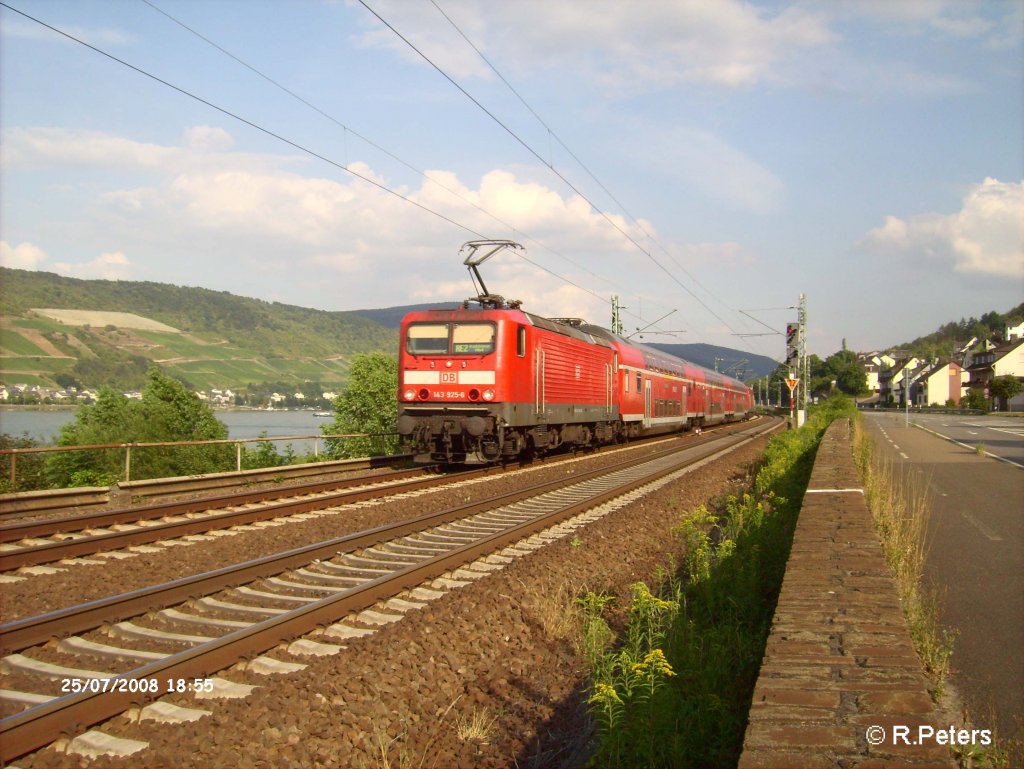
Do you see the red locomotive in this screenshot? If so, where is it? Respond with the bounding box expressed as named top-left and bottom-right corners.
top-left (396, 241), bottom-right (753, 463)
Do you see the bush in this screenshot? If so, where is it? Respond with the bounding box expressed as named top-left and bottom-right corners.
top-left (581, 396), bottom-right (856, 767)
top-left (322, 352), bottom-right (399, 459)
top-left (0, 433), bottom-right (48, 493)
top-left (46, 368), bottom-right (234, 485)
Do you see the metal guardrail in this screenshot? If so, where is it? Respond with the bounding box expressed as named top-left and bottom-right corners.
top-left (858, 406), bottom-right (989, 415)
top-left (0, 431), bottom-right (399, 492)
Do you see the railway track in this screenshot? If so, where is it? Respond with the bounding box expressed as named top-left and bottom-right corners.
top-left (0, 465), bottom-right (476, 572)
top-left (0, 422), bottom-right (746, 573)
top-left (0, 454), bottom-right (414, 517)
top-left (0, 417), bottom-right (780, 763)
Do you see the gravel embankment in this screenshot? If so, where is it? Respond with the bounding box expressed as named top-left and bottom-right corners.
top-left (13, 432), bottom-right (771, 769)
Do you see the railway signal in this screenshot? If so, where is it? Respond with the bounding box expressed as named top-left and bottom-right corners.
top-left (781, 294), bottom-right (808, 426)
top-left (785, 323), bottom-right (799, 366)
top-left (785, 375), bottom-right (800, 425)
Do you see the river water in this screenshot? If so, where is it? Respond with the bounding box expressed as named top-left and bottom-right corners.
top-left (0, 408), bottom-right (336, 455)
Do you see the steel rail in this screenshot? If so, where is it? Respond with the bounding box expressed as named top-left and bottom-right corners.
top-left (0, 433), bottom-right (726, 651)
top-left (0, 420), bottom-right (748, 570)
top-left (0, 466), bottom-right (439, 542)
top-left (0, 419), bottom-right (780, 763)
top-left (0, 466), bottom-right (495, 571)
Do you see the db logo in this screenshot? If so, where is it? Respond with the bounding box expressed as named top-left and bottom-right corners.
top-left (440, 372), bottom-right (458, 384)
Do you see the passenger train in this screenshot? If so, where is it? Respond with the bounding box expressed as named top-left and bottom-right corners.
top-left (396, 241), bottom-right (754, 464)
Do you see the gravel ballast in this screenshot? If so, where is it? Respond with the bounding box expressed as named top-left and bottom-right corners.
top-left (10, 430), bottom-right (772, 769)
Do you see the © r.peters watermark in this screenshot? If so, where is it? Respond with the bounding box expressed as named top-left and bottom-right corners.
top-left (865, 724), bottom-right (992, 748)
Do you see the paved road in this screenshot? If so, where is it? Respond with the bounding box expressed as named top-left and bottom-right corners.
top-left (902, 412), bottom-right (1024, 468)
top-left (861, 412), bottom-right (1023, 743)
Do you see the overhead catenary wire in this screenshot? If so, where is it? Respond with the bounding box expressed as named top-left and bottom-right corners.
top-left (138, 0), bottom-right (625, 302)
top-left (3, 1), bottom-right (752, 347)
top-left (0, 1), bottom-right (625, 312)
top-left (428, 0), bottom-right (731, 311)
top-left (0, 2), bottom-right (485, 240)
top-left (364, 0), bottom-right (758, 351)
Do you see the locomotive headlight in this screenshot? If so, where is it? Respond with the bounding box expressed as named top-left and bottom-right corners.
top-left (403, 388), bottom-right (416, 401)
top-left (482, 388), bottom-right (495, 401)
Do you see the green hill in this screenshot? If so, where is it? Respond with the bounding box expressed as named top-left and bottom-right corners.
top-left (896, 303), bottom-right (1024, 359)
top-left (0, 268), bottom-right (397, 392)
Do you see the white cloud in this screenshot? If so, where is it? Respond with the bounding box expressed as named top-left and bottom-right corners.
top-left (1, 127), bottom-right (175, 170)
top-left (184, 126), bottom-right (235, 153)
top-left (355, 0), bottom-right (493, 80)
top-left (0, 126), bottom-right (744, 335)
top-left (863, 178), bottom-right (1024, 279)
top-left (53, 252), bottom-right (132, 281)
top-left (0, 19), bottom-right (132, 47)
top-left (0, 240), bottom-right (133, 280)
top-left (836, 0), bottom-right (998, 39)
top-left (1, 126), bottom-right (290, 173)
top-left (357, 0), bottom-right (835, 90)
top-left (0, 241), bottom-right (49, 270)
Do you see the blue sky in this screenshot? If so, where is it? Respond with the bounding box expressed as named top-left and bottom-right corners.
top-left (1, 0), bottom-right (1021, 362)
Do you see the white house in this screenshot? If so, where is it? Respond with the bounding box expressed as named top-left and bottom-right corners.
top-left (967, 338), bottom-right (1024, 411)
top-left (880, 357), bottom-right (922, 405)
top-left (917, 360), bottom-right (967, 407)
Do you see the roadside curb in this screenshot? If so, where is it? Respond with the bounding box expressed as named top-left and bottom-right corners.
top-left (738, 418), bottom-right (956, 768)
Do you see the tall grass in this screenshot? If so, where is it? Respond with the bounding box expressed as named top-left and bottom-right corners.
top-left (580, 397), bottom-right (856, 767)
top-left (849, 420), bottom-right (1024, 768)
top-left (851, 419), bottom-right (955, 694)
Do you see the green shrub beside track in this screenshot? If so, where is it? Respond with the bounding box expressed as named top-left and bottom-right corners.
top-left (580, 398), bottom-right (855, 768)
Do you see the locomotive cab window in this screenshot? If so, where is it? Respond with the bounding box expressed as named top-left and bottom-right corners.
top-left (406, 324), bottom-right (449, 355)
top-left (406, 322), bottom-right (496, 355)
top-left (517, 325), bottom-right (527, 357)
top-left (452, 323), bottom-right (495, 354)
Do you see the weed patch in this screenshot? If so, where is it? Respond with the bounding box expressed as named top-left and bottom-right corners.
top-left (580, 397), bottom-right (855, 767)
top-left (852, 418), bottom-right (955, 696)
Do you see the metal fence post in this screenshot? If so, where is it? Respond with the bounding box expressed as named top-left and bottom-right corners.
top-left (125, 444), bottom-right (132, 482)
top-left (236, 442), bottom-right (242, 472)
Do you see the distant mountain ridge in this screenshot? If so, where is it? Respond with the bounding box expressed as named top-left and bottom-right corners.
top-left (0, 271), bottom-right (776, 393)
top-left (351, 302), bottom-right (460, 328)
top-left (0, 268), bottom-right (396, 392)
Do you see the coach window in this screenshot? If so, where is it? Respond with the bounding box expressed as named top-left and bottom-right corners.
top-left (406, 324), bottom-right (449, 355)
top-left (636, 372), bottom-right (642, 392)
top-left (517, 325), bottom-right (527, 357)
top-left (452, 323), bottom-right (496, 355)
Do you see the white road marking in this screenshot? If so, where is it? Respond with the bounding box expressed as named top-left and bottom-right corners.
top-left (960, 510), bottom-right (1003, 542)
top-left (912, 423), bottom-right (1024, 470)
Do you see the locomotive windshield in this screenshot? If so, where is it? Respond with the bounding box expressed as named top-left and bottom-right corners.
top-left (405, 322), bottom-right (495, 355)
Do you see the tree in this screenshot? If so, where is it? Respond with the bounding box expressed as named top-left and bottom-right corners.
top-left (989, 375), bottom-right (1023, 411)
top-left (323, 352), bottom-right (398, 458)
top-left (804, 350), bottom-right (868, 398)
top-left (962, 387), bottom-right (988, 411)
top-left (54, 373), bottom-right (81, 390)
top-left (47, 368), bottom-right (233, 486)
